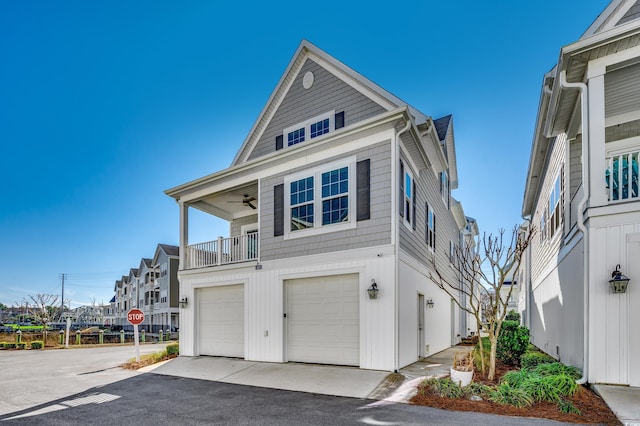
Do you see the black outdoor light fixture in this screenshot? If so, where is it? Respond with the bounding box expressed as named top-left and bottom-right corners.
top-left (367, 280), bottom-right (379, 299)
top-left (179, 297), bottom-right (188, 308)
top-left (609, 264), bottom-right (630, 294)
top-left (426, 298), bottom-right (435, 308)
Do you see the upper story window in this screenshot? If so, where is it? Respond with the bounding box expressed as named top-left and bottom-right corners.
top-left (284, 158), bottom-right (356, 239)
top-left (160, 263), bottom-right (168, 277)
top-left (440, 171), bottom-right (449, 208)
top-left (283, 111), bottom-right (335, 148)
top-left (399, 159), bottom-right (417, 230)
top-left (548, 168), bottom-right (563, 238)
top-left (426, 203), bottom-right (436, 250)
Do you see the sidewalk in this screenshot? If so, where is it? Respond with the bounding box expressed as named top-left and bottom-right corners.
top-left (593, 384), bottom-right (640, 426)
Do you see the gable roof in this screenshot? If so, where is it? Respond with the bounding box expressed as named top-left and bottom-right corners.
top-left (231, 40), bottom-right (429, 166)
top-left (581, 0), bottom-right (640, 38)
top-left (434, 115), bottom-right (452, 141)
top-left (433, 114), bottom-right (458, 190)
top-left (153, 243), bottom-right (179, 265)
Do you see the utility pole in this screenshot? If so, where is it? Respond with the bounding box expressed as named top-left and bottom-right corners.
top-left (59, 273), bottom-right (67, 317)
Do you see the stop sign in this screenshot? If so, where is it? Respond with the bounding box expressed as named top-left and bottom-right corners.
top-left (127, 308), bottom-right (145, 325)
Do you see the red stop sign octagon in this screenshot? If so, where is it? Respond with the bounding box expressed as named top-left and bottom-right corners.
top-left (127, 308), bottom-right (145, 325)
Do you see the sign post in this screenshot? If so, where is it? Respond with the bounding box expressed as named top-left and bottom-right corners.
top-left (127, 308), bottom-right (145, 362)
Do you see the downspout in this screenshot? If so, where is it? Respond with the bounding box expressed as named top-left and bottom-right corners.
top-left (559, 70), bottom-right (590, 385)
top-left (393, 117), bottom-right (412, 373)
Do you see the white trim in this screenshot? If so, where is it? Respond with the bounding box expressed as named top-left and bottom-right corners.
top-left (283, 156), bottom-right (357, 240)
top-left (588, 44), bottom-right (640, 79)
top-left (606, 135), bottom-right (640, 156)
top-left (402, 167), bottom-right (415, 231)
top-left (605, 111), bottom-right (640, 128)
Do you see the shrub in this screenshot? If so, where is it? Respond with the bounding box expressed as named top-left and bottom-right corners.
top-left (532, 362), bottom-right (581, 380)
top-left (497, 321), bottom-right (529, 366)
top-left (420, 378), bottom-right (464, 399)
top-left (3, 342), bottom-right (16, 349)
top-left (558, 398), bottom-right (581, 415)
top-left (30, 341), bottom-right (44, 349)
top-left (521, 351), bottom-right (555, 369)
top-left (521, 376), bottom-right (561, 403)
top-left (505, 310), bottom-right (521, 322)
top-left (463, 382), bottom-right (493, 399)
top-left (489, 383), bottom-right (533, 407)
top-left (16, 342), bottom-right (26, 349)
top-left (501, 368), bottom-right (535, 388)
top-left (166, 343), bottom-right (179, 356)
top-left (474, 337), bottom-right (491, 371)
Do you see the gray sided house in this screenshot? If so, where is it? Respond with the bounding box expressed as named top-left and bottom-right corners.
top-left (521, 0), bottom-right (640, 386)
top-left (165, 40), bottom-right (473, 371)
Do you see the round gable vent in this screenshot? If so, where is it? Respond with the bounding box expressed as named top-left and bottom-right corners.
top-left (303, 71), bottom-right (314, 89)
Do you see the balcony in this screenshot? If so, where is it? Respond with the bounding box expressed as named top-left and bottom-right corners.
top-left (185, 233), bottom-right (259, 269)
top-left (606, 150), bottom-right (639, 202)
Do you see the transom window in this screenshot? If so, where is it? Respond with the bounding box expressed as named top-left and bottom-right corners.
top-left (284, 158), bottom-right (356, 239)
top-left (288, 128), bottom-right (306, 146)
top-left (283, 111), bottom-right (335, 148)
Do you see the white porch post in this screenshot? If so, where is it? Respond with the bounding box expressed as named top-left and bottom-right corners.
top-left (179, 200), bottom-right (189, 269)
top-left (586, 67), bottom-right (607, 207)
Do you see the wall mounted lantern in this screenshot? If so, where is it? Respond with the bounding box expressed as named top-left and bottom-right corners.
top-left (367, 280), bottom-right (379, 299)
top-left (609, 264), bottom-right (630, 294)
top-left (426, 298), bottom-right (435, 308)
top-left (179, 297), bottom-right (188, 308)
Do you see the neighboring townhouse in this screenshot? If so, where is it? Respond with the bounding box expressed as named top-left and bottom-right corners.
top-left (150, 244), bottom-right (180, 332)
top-left (110, 245), bottom-right (180, 332)
top-left (165, 40), bottom-right (473, 371)
top-left (521, 0), bottom-right (640, 386)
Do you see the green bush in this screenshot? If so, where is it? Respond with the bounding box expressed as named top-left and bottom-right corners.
top-left (520, 351), bottom-right (555, 369)
top-left (558, 398), bottom-right (581, 415)
top-left (497, 321), bottom-right (529, 366)
top-left (501, 368), bottom-right (534, 388)
top-left (30, 341), bottom-right (44, 349)
top-left (532, 362), bottom-right (581, 380)
top-left (521, 376), bottom-right (561, 403)
top-left (420, 378), bottom-right (464, 398)
top-left (489, 383), bottom-right (533, 407)
top-left (3, 342), bottom-right (16, 349)
top-left (16, 342), bottom-right (26, 349)
top-left (166, 343), bottom-right (179, 356)
top-left (463, 382), bottom-right (493, 399)
top-left (505, 310), bottom-right (521, 322)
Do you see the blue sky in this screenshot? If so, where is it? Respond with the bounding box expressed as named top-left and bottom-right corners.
top-left (0, 1), bottom-right (610, 309)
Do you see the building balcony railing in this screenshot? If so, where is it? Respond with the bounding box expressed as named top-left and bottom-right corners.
top-left (185, 233), bottom-right (258, 269)
top-left (606, 150), bottom-right (639, 202)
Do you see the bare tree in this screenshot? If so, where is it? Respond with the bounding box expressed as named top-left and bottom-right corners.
top-left (429, 225), bottom-right (533, 381)
top-left (23, 294), bottom-right (59, 345)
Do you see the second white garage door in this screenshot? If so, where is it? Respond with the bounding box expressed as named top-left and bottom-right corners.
top-left (198, 284), bottom-right (244, 357)
top-left (285, 274), bottom-right (359, 366)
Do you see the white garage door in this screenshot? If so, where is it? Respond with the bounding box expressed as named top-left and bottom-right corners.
top-left (286, 274), bottom-right (359, 366)
top-left (198, 284), bottom-right (244, 357)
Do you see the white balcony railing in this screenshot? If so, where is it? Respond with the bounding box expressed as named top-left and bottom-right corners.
top-left (185, 233), bottom-right (259, 269)
top-left (606, 150), bottom-right (639, 202)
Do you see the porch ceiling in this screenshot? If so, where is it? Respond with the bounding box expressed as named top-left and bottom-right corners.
top-left (190, 183), bottom-right (259, 221)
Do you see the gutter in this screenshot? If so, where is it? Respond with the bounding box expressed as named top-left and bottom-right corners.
top-left (393, 118), bottom-right (412, 373)
top-left (558, 70), bottom-right (590, 385)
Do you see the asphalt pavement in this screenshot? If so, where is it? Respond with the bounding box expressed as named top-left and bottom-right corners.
top-left (0, 373), bottom-right (569, 426)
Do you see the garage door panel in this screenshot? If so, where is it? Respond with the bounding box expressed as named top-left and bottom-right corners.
top-left (286, 274), bottom-right (359, 366)
top-left (198, 285), bottom-right (244, 358)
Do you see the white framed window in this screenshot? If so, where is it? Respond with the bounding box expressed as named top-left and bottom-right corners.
top-left (283, 110), bottom-right (335, 148)
top-left (284, 157), bottom-right (356, 239)
top-left (403, 169), bottom-right (416, 229)
top-left (440, 171), bottom-right (449, 208)
top-left (449, 240), bottom-right (455, 263)
top-left (160, 263), bottom-right (168, 277)
top-left (548, 167), bottom-right (563, 238)
top-left (426, 203), bottom-right (436, 251)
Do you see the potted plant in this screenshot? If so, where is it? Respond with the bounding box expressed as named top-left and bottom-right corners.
top-left (450, 350), bottom-right (474, 386)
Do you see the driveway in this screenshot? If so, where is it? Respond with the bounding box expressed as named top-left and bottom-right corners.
top-left (0, 343), bottom-right (168, 415)
top-left (0, 373), bottom-right (569, 425)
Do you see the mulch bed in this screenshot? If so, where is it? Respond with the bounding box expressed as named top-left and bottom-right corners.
top-left (409, 361), bottom-right (621, 425)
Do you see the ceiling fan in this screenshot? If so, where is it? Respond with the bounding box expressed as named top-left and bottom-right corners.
top-left (227, 194), bottom-right (257, 209)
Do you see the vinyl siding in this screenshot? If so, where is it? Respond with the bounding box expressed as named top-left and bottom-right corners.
top-left (605, 118), bottom-right (640, 142)
top-left (605, 62), bottom-right (640, 119)
top-left (247, 58), bottom-right (387, 161)
top-left (231, 214), bottom-right (259, 237)
top-left (531, 134), bottom-right (567, 285)
top-left (259, 140), bottom-right (391, 261)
